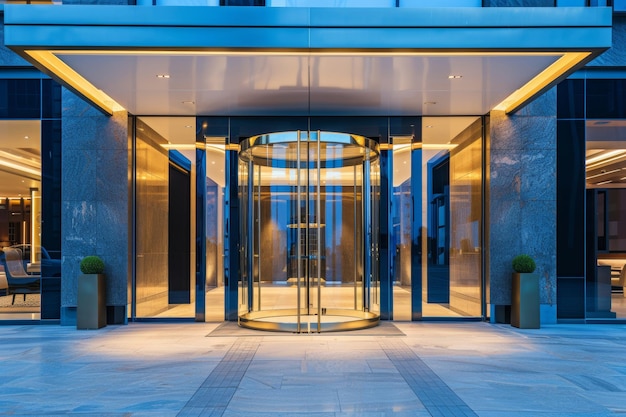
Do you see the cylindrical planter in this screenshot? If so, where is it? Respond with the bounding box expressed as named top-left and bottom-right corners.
top-left (77, 274), bottom-right (106, 330)
top-left (511, 273), bottom-right (540, 329)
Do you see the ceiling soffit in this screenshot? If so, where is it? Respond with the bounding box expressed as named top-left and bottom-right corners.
top-left (3, 6), bottom-right (612, 117)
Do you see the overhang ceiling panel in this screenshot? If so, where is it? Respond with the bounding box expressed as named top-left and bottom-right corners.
top-left (55, 53), bottom-right (563, 116)
top-left (4, 5), bottom-right (612, 116)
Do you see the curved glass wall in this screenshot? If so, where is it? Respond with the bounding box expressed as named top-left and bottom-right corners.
top-left (238, 131), bottom-right (380, 332)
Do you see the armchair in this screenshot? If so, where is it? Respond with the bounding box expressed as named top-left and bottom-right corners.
top-left (1, 247), bottom-right (40, 305)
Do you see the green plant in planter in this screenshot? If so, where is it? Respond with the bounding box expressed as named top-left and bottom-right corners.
top-left (80, 256), bottom-right (105, 274)
top-left (512, 254), bottom-right (536, 274)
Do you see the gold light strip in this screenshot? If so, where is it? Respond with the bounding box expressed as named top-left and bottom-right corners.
top-left (54, 50), bottom-right (563, 58)
top-left (25, 50), bottom-right (125, 116)
top-left (494, 52), bottom-right (590, 114)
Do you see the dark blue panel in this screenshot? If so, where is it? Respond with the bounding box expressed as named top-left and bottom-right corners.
top-left (169, 164), bottom-right (191, 304)
top-left (229, 117), bottom-right (307, 141)
top-left (557, 120), bottom-right (586, 278)
top-left (198, 116), bottom-right (229, 139)
top-left (586, 79), bottom-right (626, 119)
top-left (411, 139), bottom-right (423, 321)
top-left (389, 117), bottom-right (420, 138)
top-left (42, 79), bottom-right (61, 119)
top-left (195, 148), bottom-right (207, 322)
top-left (41, 118), bottom-right (62, 320)
top-left (556, 277), bottom-right (585, 319)
top-left (0, 79), bottom-right (40, 118)
top-left (557, 79), bottom-right (584, 120)
top-left (379, 149), bottom-right (393, 320)
top-left (310, 116), bottom-right (388, 141)
top-left (225, 150), bottom-right (240, 321)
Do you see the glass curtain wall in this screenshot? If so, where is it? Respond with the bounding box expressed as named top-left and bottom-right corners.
top-left (133, 117), bottom-right (225, 320)
top-left (574, 78), bottom-right (626, 320)
top-left (391, 116), bottom-right (483, 319)
top-left (0, 79), bottom-right (61, 321)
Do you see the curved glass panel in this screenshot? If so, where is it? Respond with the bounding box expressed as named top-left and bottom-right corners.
top-left (238, 131), bottom-right (380, 332)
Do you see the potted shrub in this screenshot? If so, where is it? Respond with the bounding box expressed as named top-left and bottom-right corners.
top-left (511, 254), bottom-right (539, 329)
top-left (77, 255), bottom-right (106, 330)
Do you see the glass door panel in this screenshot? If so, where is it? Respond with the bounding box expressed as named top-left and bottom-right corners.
top-left (238, 131), bottom-right (380, 332)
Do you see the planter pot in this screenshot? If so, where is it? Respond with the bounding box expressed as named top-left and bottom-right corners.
top-left (511, 272), bottom-right (540, 329)
top-left (77, 273), bottom-right (106, 330)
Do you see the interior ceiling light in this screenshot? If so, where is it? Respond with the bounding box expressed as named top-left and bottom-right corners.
top-left (585, 149), bottom-right (626, 166)
top-left (448, 75), bottom-right (462, 79)
top-left (23, 136), bottom-right (29, 140)
top-left (586, 168), bottom-right (622, 180)
top-left (156, 74), bottom-right (170, 78)
top-left (597, 180), bottom-right (613, 185)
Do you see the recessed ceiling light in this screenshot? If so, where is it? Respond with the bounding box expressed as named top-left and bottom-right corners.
top-left (448, 75), bottom-right (462, 79)
top-left (24, 135), bottom-right (29, 140)
top-left (156, 74), bottom-right (170, 78)
top-left (424, 101), bottom-right (437, 105)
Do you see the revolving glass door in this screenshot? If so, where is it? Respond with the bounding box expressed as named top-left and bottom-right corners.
top-left (238, 131), bottom-right (380, 332)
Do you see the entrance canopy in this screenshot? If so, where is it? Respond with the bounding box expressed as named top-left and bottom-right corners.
top-left (4, 5), bottom-right (611, 117)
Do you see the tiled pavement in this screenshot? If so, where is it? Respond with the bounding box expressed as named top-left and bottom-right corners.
top-left (1, 321), bottom-right (626, 416)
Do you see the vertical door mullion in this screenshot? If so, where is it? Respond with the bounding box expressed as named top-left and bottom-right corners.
top-left (316, 130), bottom-right (322, 332)
top-left (296, 130), bottom-right (302, 333)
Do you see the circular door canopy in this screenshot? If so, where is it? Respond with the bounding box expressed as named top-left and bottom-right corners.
top-left (239, 131), bottom-right (379, 169)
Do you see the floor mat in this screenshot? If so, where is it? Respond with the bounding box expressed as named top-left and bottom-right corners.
top-left (207, 320), bottom-right (405, 337)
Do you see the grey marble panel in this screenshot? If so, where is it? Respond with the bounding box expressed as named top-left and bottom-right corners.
top-left (61, 255), bottom-right (82, 306)
top-left (62, 88), bottom-right (104, 119)
top-left (489, 111), bottom-right (524, 150)
top-left (521, 200), bottom-right (557, 304)
top-left (63, 113), bottom-right (129, 152)
top-left (62, 89), bottom-right (130, 321)
top-left (62, 149), bottom-right (97, 201)
top-left (96, 149), bottom-right (130, 201)
top-left (61, 200), bottom-right (98, 256)
top-left (488, 100), bottom-right (557, 315)
top-left (520, 149), bottom-right (556, 202)
top-left (514, 87), bottom-right (556, 118)
top-left (489, 149), bottom-right (521, 201)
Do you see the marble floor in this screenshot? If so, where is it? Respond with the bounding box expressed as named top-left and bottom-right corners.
top-left (1, 321), bottom-right (626, 416)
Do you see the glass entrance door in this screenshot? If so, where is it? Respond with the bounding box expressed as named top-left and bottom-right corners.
top-left (238, 131), bottom-right (380, 332)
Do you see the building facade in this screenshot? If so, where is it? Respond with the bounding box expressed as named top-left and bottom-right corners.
top-left (0, 0), bottom-right (622, 329)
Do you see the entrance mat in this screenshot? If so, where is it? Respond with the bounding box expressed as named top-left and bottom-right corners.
top-left (207, 321), bottom-right (405, 337)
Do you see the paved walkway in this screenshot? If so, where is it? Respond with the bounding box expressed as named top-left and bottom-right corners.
top-left (1, 321), bottom-right (626, 416)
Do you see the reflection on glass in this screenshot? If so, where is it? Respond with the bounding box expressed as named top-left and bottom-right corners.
top-left (0, 120), bottom-right (43, 319)
top-left (592, 189), bottom-right (626, 320)
top-left (391, 117), bottom-right (483, 319)
top-left (134, 117), bottom-right (226, 320)
top-left (391, 137), bottom-right (412, 320)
